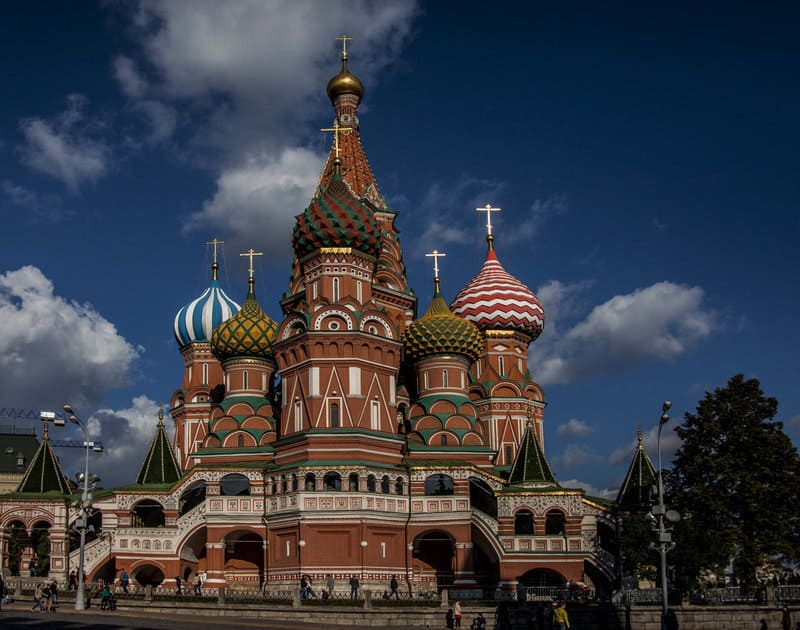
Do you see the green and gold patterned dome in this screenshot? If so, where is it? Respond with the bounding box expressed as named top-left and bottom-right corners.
top-left (210, 279), bottom-right (278, 362)
top-left (403, 280), bottom-right (484, 363)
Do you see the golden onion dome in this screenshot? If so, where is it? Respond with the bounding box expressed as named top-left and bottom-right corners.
top-left (326, 54), bottom-right (364, 103)
top-left (210, 280), bottom-right (278, 362)
top-left (402, 280), bottom-right (485, 364)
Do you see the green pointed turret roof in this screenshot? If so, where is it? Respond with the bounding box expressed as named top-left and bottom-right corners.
top-left (16, 425), bottom-right (69, 494)
top-left (136, 404), bottom-right (182, 486)
top-left (616, 425), bottom-right (657, 508)
top-left (507, 420), bottom-right (558, 487)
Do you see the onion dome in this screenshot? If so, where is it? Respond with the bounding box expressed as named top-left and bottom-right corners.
top-left (403, 277), bottom-right (484, 363)
top-left (174, 258), bottom-right (240, 347)
top-left (293, 167), bottom-right (380, 259)
top-left (326, 49), bottom-right (364, 103)
top-left (451, 238), bottom-right (545, 341)
top-left (210, 276), bottom-right (278, 362)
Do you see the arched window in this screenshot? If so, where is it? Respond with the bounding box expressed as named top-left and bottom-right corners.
top-left (131, 499), bottom-right (165, 528)
top-left (440, 434), bottom-right (448, 446)
top-left (514, 510), bottom-right (535, 535)
top-left (380, 475), bottom-right (390, 494)
top-left (220, 473), bottom-right (251, 496)
top-left (292, 474), bottom-right (299, 492)
top-left (349, 473), bottom-right (359, 491)
top-left (545, 510), bottom-right (566, 536)
top-left (367, 474), bottom-right (376, 492)
top-left (498, 356), bottom-right (505, 375)
top-left (442, 369), bottom-right (448, 387)
top-left (425, 473), bottom-right (454, 496)
top-left (332, 277), bottom-right (339, 302)
top-left (281, 475), bottom-right (288, 493)
top-left (324, 472), bottom-right (342, 491)
top-left (394, 477), bottom-right (404, 495)
top-left (305, 473), bottom-right (316, 491)
top-left (243, 370), bottom-right (248, 389)
top-left (237, 434), bottom-right (244, 448)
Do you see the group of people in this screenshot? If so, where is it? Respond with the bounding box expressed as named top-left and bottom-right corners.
top-left (493, 599), bottom-right (570, 630)
top-left (174, 573), bottom-right (203, 596)
top-left (30, 580), bottom-right (58, 612)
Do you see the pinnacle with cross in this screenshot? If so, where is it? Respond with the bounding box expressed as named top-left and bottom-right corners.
top-left (476, 204), bottom-right (501, 238)
top-left (425, 249), bottom-right (446, 292)
top-left (336, 34), bottom-right (352, 60)
top-left (207, 238), bottom-right (224, 280)
top-left (240, 248), bottom-right (263, 285)
top-left (321, 119), bottom-right (352, 160)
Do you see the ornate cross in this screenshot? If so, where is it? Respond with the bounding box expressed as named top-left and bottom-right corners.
top-left (320, 120), bottom-right (352, 159)
top-left (240, 248), bottom-right (263, 280)
top-left (425, 249), bottom-right (446, 279)
top-left (476, 204), bottom-right (501, 236)
top-left (336, 34), bottom-right (352, 59)
top-left (39, 411), bottom-right (59, 440)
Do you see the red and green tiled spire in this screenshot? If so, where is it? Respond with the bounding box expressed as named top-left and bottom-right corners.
top-left (293, 166), bottom-right (380, 259)
top-left (402, 251), bottom-right (484, 363)
top-left (136, 403), bottom-right (182, 486)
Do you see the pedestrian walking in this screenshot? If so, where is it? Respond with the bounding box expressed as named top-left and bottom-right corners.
top-left (349, 574), bottom-right (360, 599)
top-left (454, 600), bottom-right (463, 628)
top-left (119, 568), bottom-right (129, 593)
top-left (31, 583), bottom-right (44, 612)
top-left (194, 575), bottom-right (202, 596)
top-left (175, 575), bottom-right (182, 595)
top-left (553, 600), bottom-right (570, 629)
top-left (49, 580), bottom-right (58, 610)
top-left (326, 573), bottom-right (335, 596)
top-left (389, 574), bottom-right (399, 599)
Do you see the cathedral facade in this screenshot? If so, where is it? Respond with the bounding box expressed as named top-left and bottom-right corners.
top-left (0, 45), bottom-right (621, 598)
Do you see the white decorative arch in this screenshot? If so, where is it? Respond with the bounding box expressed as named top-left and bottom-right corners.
top-left (313, 308), bottom-right (354, 331)
top-left (281, 316), bottom-right (307, 341)
top-left (359, 315), bottom-right (394, 339)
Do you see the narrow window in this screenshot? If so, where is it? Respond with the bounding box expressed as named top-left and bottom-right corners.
top-left (423, 371), bottom-right (429, 389)
top-left (476, 361), bottom-right (482, 379)
top-left (237, 434), bottom-right (244, 448)
top-left (371, 400), bottom-right (380, 431)
top-left (442, 369), bottom-right (448, 387)
top-left (460, 370), bottom-right (465, 389)
top-left (357, 280), bottom-right (363, 302)
top-left (498, 356), bottom-right (505, 375)
top-left (331, 402), bottom-right (340, 428)
top-left (202, 363), bottom-right (208, 385)
top-left (332, 277), bottom-right (339, 302)
top-left (505, 444), bottom-right (513, 464)
top-left (312, 281), bottom-right (318, 300)
top-left (243, 370), bottom-right (248, 389)
top-left (294, 401), bottom-right (302, 432)
top-left (440, 434), bottom-right (448, 446)
top-left (380, 541), bottom-right (386, 559)
top-left (286, 540), bottom-right (291, 557)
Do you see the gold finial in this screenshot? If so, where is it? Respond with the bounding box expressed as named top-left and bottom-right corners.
top-left (425, 249), bottom-right (446, 293)
top-left (336, 34), bottom-right (352, 60)
top-left (637, 424), bottom-right (643, 447)
top-left (240, 248), bottom-right (264, 287)
top-left (158, 402), bottom-right (164, 426)
top-left (207, 238), bottom-right (224, 281)
top-left (321, 119), bottom-right (353, 162)
top-left (476, 204), bottom-right (501, 251)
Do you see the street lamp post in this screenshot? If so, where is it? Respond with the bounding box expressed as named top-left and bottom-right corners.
top-left (63, 404), bottom-right (103, 611)
top-left (654, 400), bottom-right (673, 630)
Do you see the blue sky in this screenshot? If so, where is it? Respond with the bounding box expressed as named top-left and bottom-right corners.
top-left (1, 1), bottom-right (798, 494)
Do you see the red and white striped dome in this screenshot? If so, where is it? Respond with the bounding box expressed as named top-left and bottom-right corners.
top-left (450, 249), bottom-right (544, 340)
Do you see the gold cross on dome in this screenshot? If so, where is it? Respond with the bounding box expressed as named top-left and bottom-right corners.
top-left (240, 248), bottom-right (263, 280)
top-left (320, 120), bottom-right (353, 159)
top-left (476, 204), bottom-right (501, 236)
top-left (425, 249), bottom-right (446, 279)
top-left (336, 34), bottom-right (352, 59)
top-left (206, 238), bottom-right (224, 263)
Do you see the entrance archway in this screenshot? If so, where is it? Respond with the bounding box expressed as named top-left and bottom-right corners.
top-left (224, 530), bottom-right (263, 587)
top-left (519, 567), bottom-right (565, 588)
top-left (412, 530), bottom-right (454, 589)
top-left (133, 564), bottom-right (165, 586)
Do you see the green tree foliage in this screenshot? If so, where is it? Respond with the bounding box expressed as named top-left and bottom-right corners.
top-left (617, 509), bottom-right (659, 584)
top-left (666, 374), bottom-right (800, 590)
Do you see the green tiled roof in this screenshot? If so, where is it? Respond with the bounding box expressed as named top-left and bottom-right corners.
top-left (507, 422), bottom-right (558, 487)
top-left (136, 409), bottom-right (182, 486)
top-left (16, 431), bottom-right (70, 494)
top-left (616, 426), bottom-right (657, 508)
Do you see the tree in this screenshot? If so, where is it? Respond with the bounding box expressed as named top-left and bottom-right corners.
top-left (616, 509), bottom-right (659, 585)
top-left (666, 374), bottom-right (800, 590)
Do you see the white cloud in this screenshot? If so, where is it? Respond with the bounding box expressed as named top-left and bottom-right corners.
top-left (84, 395), bottom-right (167, 488)
top-left (19, 94), bottom-right (108, 191)
top-left (531, 281), bottom-right (715, 385)
top-left (503, 194), bottom-right (567, 245)
top-left (1, 179), bottom-right (67, 222)
top-left (0, 266), bottom-right (140, 411)
top-left (551, 443), bottom-right (603, 470)
top-left (116, 1), bottom-right (418, 240)
top-left (557, 418), bottom-right (594, 439)
top-left (559, 478), bottom-right (617, 500)
top-left (184, 147), bottom-right (324, 260)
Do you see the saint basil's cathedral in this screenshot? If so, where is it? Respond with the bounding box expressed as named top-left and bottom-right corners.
top-left (0, 42), bottom-right (647, 598)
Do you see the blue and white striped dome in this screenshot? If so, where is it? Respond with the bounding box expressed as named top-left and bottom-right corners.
top-left (174, 279), bottom-right (240, 347)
